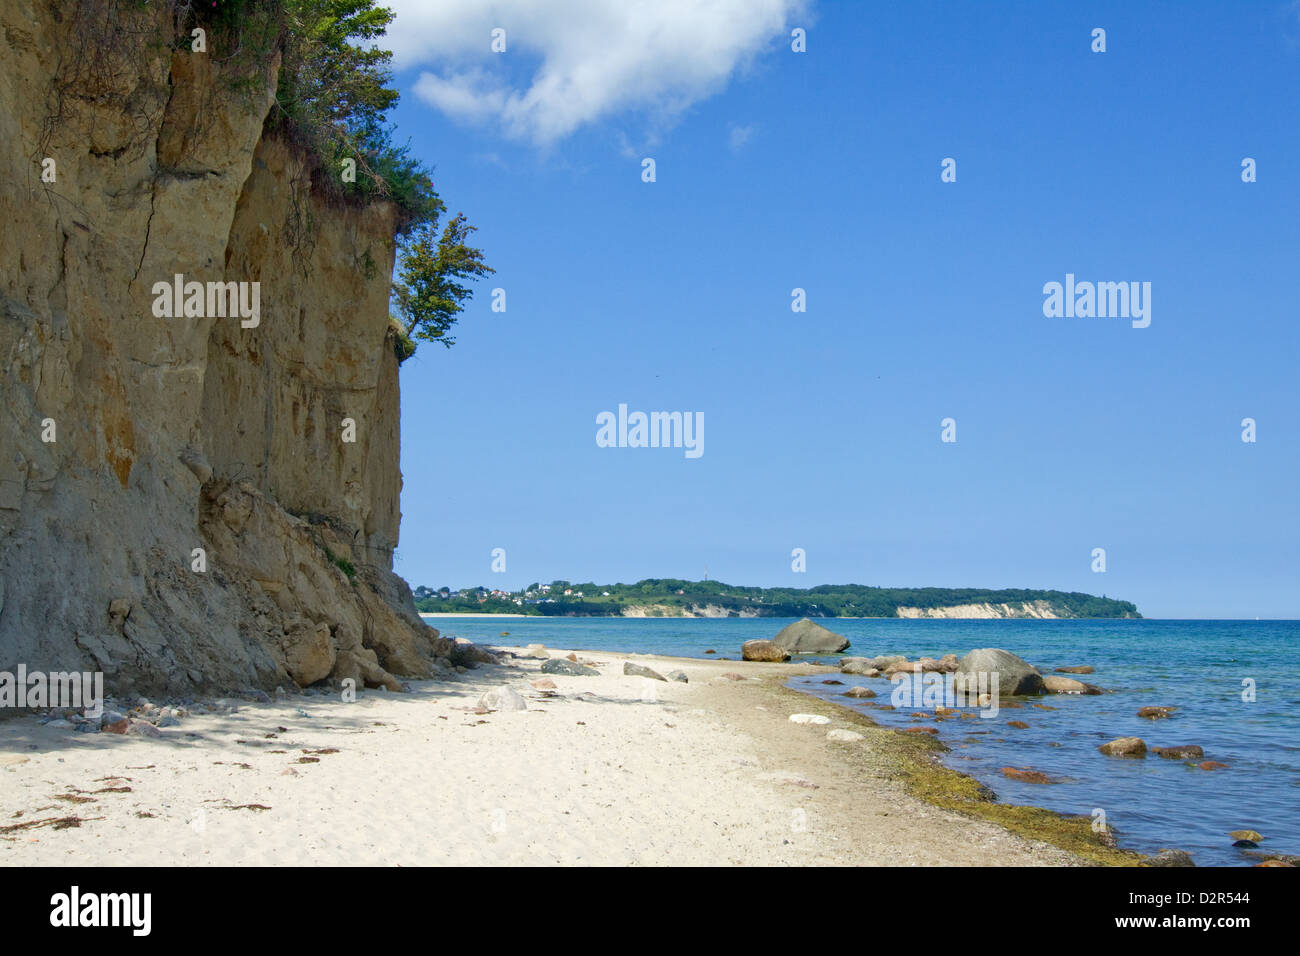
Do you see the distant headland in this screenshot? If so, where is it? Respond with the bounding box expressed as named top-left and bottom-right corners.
top-left (412, 579), bottom-right (1141, 619)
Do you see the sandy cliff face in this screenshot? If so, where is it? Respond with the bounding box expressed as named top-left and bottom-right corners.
top-left (0, 2), bottom-right (461, 694)
top-left (895, 601), bottom-right (1062, 620)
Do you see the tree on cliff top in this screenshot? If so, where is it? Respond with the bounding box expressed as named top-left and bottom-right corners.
top-left (391, 212), bottom-right (495, 352)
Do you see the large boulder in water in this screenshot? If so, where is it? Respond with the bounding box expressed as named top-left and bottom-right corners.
top-left (955, 648), bottom-right (1045, 697)
top-left (742, 639), bottom-right (790, 662)
top-left (771, 618), bottom-right (849, 653)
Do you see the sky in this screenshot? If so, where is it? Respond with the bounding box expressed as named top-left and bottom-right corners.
top-left (380, 0), bottom-right (1300, 619)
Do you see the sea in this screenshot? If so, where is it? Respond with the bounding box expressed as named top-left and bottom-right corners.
top-left (427, 615), bottom-right (1299, 867)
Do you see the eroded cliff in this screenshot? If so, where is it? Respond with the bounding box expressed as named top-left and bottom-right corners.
top-left (0, 1), bottom-right (470, 694)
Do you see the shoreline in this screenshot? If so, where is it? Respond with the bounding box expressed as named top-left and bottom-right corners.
top-left (1, 647), bottom-right (1134, 865)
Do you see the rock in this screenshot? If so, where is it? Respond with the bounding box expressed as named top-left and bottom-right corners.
top-left (44, 719), bottom-right (73, 729)
top-left (478, 687), bottom-right (527, 712)
top-left (530, 677), bottom-right (557, 690)
top-left (108, 598), bottom-right (131, 619)
top-left (666, 670), bottom-right (688, 683)
top-left (704, 649), bottom-right (716, 654)
top-left (540, 658), bottom-right (599, 677)
top-left (1229, 829), bottom-right (1263, 842)
top-left (826, 729), bottom-right (864, 742)
top-left (566, 652), bottom-right (579, 662)
top-left (157, 715), bottom-right (180, 728)
top-left (1098, 736), bottom-right (1147, 757)
top-left (1198, 760), bottom-right (1228, 771)
top-left (955, 648), bottom-right (1045, 697)
top-left (1001, 767), bottom-right (1055, 784)
top-left (1153, 745), bottom-right (1204, 760)
top-left (788, 714), bottom-right (831, 725)
top-left (770, 618), bottom-right (849, 653)
top-left (519, 644), bottom-right (550, 659)
top-left (839, 658), bottom-right (882, 676)
top-left (884, 660), bottom-right (922, 675)
top-left (862, 655), bottom-right (907, 670)
top-left (1234, 840), bottom-right (1258, 849)
top-left (904, 726), bottom-right (939, 735)
top-left (1006, 720), bottom-right (1029, 729)
top-left (1147, 849), bottom-right (1196, 867)
top-left (1255, 859), bottom-right (1293, 867)
top-left (1138, 706), bottom-right (1177, 719)
top-left (1043, 675), bottom-right (1100, 694)
top-left (843, 686), bottom-right (876, 698)
top-left (938, 654), bottom-right (960, 672)
top-left (102, 717), bottom-right (130, 734)
top-left (126, 719), bottom-right (163, 738)
top-left (179, 445), bottom-right (213, 484)
top-left (742, 639), bottom-right (790, 662)
top-left (1054, 665), bottom-right (1095, 674)
top-left (915, 657), bottom-right (949, 673)
top-left (279, 619), bottom-right (336, 687)
top-left (822, 678), bottom-right (843, 685)
top-left (720, 673), bottom-right (745, 681)
top-left (623, 662), bottom-right (667, 681)
top-left (75, 722), bottom-right (100, 734)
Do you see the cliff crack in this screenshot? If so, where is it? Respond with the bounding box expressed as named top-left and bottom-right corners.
top-left (130, 178), bottom-right (157, 288)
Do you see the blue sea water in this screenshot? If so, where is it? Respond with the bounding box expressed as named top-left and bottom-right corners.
top-left (429, 615), bottom-right (1298, 867)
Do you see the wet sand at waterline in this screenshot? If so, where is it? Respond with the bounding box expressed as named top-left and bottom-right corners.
top-left (0, 650), bottom-right (1089, 866)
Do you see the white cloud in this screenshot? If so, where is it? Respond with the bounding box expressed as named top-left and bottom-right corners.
top-left (728, 123), bottom-right (757, 151)
top-left (387, 0), bottom-right (810, 145)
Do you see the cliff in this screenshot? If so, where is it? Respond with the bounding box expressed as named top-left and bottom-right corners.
top-left (0, 1), bottom-right (473, 694)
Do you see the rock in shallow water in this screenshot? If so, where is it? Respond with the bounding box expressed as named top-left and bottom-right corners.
top-left (1098, 736), bottom-right (1147, 757)
top-left (1147, 848), bottom-right (1196, 867)
top-left (842, 686), bottom-right (876, 699)
top-left (955, 648), bottom-right (1045, 697)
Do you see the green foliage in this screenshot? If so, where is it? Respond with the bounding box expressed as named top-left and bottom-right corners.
top-left (390, 213), bottom-right (495, 350)
top-left (413, 580), bottom-right (1141, 619)
top-left (323, 546), bottom-right (356, 581)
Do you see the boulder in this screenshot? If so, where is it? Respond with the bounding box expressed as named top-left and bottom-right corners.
top-left (938, 654), bottom-right (960, 672)
top-left (843, 686), bottom-right (876, 699)
top-left (624, 662), bottom-right (667, 681)
top-left (540, 658), bottom-right (599, 677)
top-left (770, 618), bottom-right (849, 653)
top-left (1229, 829), bottom-right (1263, 842)
top-left (742, 639), bottom-right (790, 662)
top-left (478, 687), bottom-right (527, 712)
top-left (1043, 675), bottom-right (1100, 695)
top-left (955, 648), bottom-right (1045, 697)
top-left (279, 619), bottom-right (336, 687)
top-left (666, 670), bottom-right (689, 683)
top-left (1148, 849), bottom-right (1196, 867)
top-left (1098, 736), bottom-right (1147, 757)
top-left (839, 658), bottom-right (881, 676)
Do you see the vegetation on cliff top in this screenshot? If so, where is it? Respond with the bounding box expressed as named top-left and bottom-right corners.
top-left (56, 0), bottom-right (489, 360)
top-left (412, 579), bottom-right (1141, 619)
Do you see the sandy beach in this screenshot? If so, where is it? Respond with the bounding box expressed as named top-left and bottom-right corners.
top-left (0, 647), bottom-right (1113, 866)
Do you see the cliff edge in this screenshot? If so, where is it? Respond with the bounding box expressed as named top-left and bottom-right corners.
top-left (0, 2), bottom-right (472, 694)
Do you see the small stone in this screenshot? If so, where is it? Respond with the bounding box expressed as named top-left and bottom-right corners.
top-left (720, 673), bottom-right (745, 681)
top-left (1153, 745), bottom-right (1204, 760)
top-left (822, 679), bottom-right (843, 685)
top-left (126, 720), bottom-right (163, 738)
top-left (108, 598), bottom-right (131, 619)
top-left (1138, 706), bottom-right (1177, 719)
top-left (666, 670), bottom-right (689, 683)
top-left (1007, 720), bottom-right (1029, 729)
top-left (788, 714), bottom-right (831, 725)
top-left (904, 726), bottom-right (939, 736)
top-left (1199, 760), bottom-right (1229, 771)
top-left (843, 687), bottom-right (876, 699)
top-left (530, 677), bottom-right (557, 690)
top-left (1001, 767), bottom-right (1055, 784)
top-left (157, 716), bottom-right (179, 728)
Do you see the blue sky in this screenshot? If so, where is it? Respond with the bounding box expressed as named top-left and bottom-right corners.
top-left (381, 0), bottom-right (1300, 618)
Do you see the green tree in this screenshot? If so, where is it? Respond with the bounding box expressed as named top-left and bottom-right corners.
top-left (391, 212), bottom-right (494, 353)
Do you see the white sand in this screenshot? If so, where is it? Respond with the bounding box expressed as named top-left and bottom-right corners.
top-left (0, 649), bottom-right (1081, 865)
